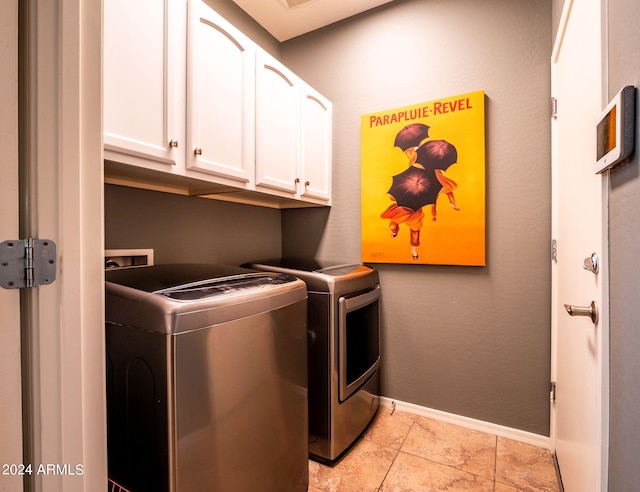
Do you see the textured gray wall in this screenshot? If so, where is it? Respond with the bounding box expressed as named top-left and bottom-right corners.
top-left (551, 0), bottom-right (564, 42)
top-left (607, 0), bottom-right (640, 487)
top-left (280, 0), bottom-right (553, 435)
top-left (202, 0), bottom-right (280, 57)
top-left (105, 185), bottom-right (282, 266)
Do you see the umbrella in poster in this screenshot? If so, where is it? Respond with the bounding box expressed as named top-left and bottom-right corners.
top-left (386, 167), bottom-right (442, 213)
top-left (415, 139), bottom-right (458, 171)
top-left (394, 123), bottom-right (431, 151)
top-left (415, 139), bottom-right (460, 212)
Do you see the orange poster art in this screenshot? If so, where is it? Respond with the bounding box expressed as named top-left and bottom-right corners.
top-left (361, 90), bottom-right (486, 266)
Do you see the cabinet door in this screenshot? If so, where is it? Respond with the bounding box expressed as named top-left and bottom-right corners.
top-left (187, 1), bottom-right (255, 185)
top-left (104, 0), bottom-right (184, 169)
top-left (255, 50), bottom-right (300, 194)
top-left (300, 87), bottom-right (332, 203)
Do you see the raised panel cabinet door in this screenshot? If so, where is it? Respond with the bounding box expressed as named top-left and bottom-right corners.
top-left (187, 1), bottom-right (255, 184)
top-left (104, 0), bottom-right (184, 169)
top-left (300, 87), bottom-right (332, 203)
top-left (255, 50), bottom-right (300, 194)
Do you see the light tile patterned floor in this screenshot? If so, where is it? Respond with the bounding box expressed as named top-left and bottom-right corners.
top-left (308, 409), bottom-right (561, 491)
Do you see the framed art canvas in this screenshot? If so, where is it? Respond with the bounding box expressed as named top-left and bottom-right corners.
top-left (361, 90), bottom-right (486, 266)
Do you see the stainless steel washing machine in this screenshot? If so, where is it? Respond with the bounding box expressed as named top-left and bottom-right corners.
top-left (244, 258), bottom-right (380, 465)
top-left (105, 264), bottom-right (308, 492)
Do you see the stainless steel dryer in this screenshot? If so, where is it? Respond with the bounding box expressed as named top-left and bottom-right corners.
top-left (244, 258), bottom-right (380, 465)
top-left (105, 264), bottom-right (308, 492)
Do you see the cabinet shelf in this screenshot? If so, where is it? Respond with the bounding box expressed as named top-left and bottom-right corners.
top-left (105, 160), bottom-right (327, 209)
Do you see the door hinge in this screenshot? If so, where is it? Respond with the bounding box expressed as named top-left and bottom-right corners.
top-left (550, 381), bottom-right (557, 403)
top-left (551, 239), bottom-right (558, 262)
top-left (0, 239), bottom-right (57, 289)
top-left (551, 97), bottom-right (558, 119)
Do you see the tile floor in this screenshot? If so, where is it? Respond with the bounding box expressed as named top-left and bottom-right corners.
top-left (308, 408), bottom-right (561, 491)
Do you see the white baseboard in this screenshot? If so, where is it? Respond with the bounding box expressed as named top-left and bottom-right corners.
top-left (379, 397), bottom-right (551, 450)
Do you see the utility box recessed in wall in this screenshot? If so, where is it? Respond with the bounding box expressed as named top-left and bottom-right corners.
top-left (105, 249), bottom-right (154, 270)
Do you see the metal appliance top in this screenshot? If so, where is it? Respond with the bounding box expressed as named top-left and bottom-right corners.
top-left (243, 258), bottom-right (379, 294)
top-left (105, 263), bottom-right (306, 334)
top-left (106, 263), bottom-right (296, 296)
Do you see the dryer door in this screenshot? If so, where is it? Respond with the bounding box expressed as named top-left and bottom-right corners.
top-left (338, 285), bottom-right (381, 402)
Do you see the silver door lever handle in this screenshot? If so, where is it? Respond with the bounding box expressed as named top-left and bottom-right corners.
top-left (564, 300), bottom-right (598, 324)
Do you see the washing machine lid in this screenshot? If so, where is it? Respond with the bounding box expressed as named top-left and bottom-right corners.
top-left (106, 263), bottom-right (295, 300)
top-left (106, 264), bottom-right (252, 293)
top-left (105, 264), bottom-right (306, 334)
top-left (155, 272), bottom-right (298, 301)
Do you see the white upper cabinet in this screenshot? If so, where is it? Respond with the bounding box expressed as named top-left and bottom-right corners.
top-left (104, 0), bottom-right (331, 207)
top-left (255, 51), bottom-right (333, 204)
top-left (104, 0), bottom-right (186, 171)
top-left (187, 1), bottom-right (255, 186)
top-left (300, 87), bottom-right (332, 203)
top-left (255, 50), bottom-right (301, 194)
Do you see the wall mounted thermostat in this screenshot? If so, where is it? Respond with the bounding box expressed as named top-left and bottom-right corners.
top-left (595, 85), bottom-right (636, 173)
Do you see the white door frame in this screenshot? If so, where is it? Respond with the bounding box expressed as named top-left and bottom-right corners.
top-left (0, 1), bottom-right (24, 490)
top-left (19, 0), bottom-right (106, 490)
top-left (550, 0), bottom-right (609, 490)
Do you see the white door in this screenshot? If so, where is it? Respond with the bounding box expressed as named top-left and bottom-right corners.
top-left (551, 0), bottom-right (608, 490)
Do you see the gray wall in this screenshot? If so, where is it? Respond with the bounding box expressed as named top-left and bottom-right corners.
top-left (551, 0), bottom-right (564, 42)
top-left (202, 0), bottom-right (280, 57)
top-left (280, 0), bottom-right (553, 435)
top-left (607, 0), bottom-right (640, 487)
top-left (105, 185), bottom-right (282, 265)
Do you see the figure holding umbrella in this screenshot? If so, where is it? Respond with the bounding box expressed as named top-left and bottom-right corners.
top-left (393, 123), bottom-right (431, 166)
top-left (381, 130), bottom-right (459, 260)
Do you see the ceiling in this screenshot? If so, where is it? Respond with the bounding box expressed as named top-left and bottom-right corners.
top-left (231, 0), bottom-right (395, 42)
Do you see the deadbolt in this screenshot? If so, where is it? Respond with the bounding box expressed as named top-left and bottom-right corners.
top-left (583, 253), bottom-right (599, 274)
